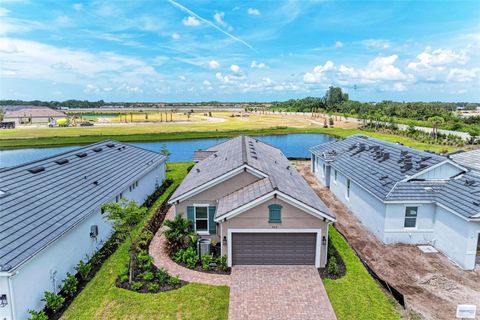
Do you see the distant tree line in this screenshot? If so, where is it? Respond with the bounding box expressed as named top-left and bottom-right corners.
top-left (270, 86), bottom-right (480, 135)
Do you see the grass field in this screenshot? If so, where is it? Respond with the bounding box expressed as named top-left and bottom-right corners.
top-left (61, 162), bottom-right (229, 320)
top-left (324, 227), bottom-right (401, 320)
top-left (0, 112), bottom-right (459, 153)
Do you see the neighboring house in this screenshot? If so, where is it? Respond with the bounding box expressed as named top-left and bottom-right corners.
top-left (310, 135), bottom-right (480, 270)
top-left (0, 140), bottom-right (166, 320)
top-left (169, 136), bottom-right (335, 268)
top-left (3, 106), bottom-right (66, 124)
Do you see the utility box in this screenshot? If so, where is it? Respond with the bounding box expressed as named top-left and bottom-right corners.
top-left (90, 225), bottom-right (99, 238)
top-left (198, 238), bottom-right (211, 258)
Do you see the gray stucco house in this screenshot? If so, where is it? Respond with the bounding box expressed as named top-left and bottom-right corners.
top-left (169, 136), bottom-right (335, 268)
top-left (310, 135), bottom-right (480, 270)
top-left (0, 141), bottom-right (166, 320)
top-left (3, 106), bottom-right (66, 124)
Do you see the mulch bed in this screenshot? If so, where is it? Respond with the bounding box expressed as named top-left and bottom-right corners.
top-left (318, 249), bottom-right (346, 280)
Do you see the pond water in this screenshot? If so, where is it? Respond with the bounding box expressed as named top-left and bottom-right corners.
top-left (0, 133), bottom-right (335, 168)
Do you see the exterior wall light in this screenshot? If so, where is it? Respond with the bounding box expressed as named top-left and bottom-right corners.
top-left (322, 236), bottom-right (327, 246)
top-left (223, 236), bottom-right (227, 245)
top-left (0, 294), bottom-right (8, 308)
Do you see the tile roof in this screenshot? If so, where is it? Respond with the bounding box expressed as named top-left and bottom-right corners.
top-left (310, 135), bottom-right (446, 200)
top-left (4, 107), bottom-right (66, 118)
top-left (0, 140), bottom-right (166, 271)
top-left (311, 135), bottom-right (480, 219)
top-left (171, 136), bottom-right (333, 220)
top-left (450, 149), bottom-right (480, 172)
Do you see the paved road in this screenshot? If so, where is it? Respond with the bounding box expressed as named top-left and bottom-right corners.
top-left (229, 266), bottom-right (337, 320)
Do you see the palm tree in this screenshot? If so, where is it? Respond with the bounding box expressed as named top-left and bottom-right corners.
top-left (428, 116), bottom-right (445, 143)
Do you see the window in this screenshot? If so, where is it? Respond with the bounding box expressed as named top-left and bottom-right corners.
top-left (268, 204), bottom-right (282, 223)
top-left (404, 207), bottom-right (418, 228)
top-left (195, 206), bottom-right (209, 232)
top-left (334, 170), bottom-right (338, 183)
top-left (322, 164), bottom-right (326, 177)
top-left (346, 179), bottom-right (351, 199)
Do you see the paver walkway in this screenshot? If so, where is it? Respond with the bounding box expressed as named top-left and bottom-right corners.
top-left (229, 266), bottom-right (337, 320)
top-left (149, 207), bottom-right (231, 286)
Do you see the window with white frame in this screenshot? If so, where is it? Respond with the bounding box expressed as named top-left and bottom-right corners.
top-left (404, 206), bottom-right (418, 228)
top-left (346, 179), bottom-right (351, 199)
top-left (195, 206), bottom-right (208, 232)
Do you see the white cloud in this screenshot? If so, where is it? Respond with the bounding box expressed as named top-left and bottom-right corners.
top-left (213, 12), bottom-right (226, 27)
top-left (361, 55), bottom-right (406, 81)
top-left (447, 68), bottom-right (479, 82)
top-left (251, 60), bottom-right (266, 69)
top-left (362, 39), bottom-right (391, 50)
top-left (247, 8), bottom-right (261, 16)
top-left (392, 82), bottom-right (407, 92)
top-left (215, 71), bottom-right (245, 84)
top-left (408, 47), bottom-right (470, 71)
top-left (335, 41), bottom-right (343, 48)
top-left (182, 16), bottom-right (201, 27)
top-left (202, 80), bottom-right (211, 86)
top-left (208, 60), bottom-right (220, 69)
top-left (303, 61), bottom-right (335, 83)
top-left (0, 8), bottom-right (11, 16)
top-left (72, 3), bottom-right (83, 11)
top-left (230, 64), bottom-right (240, 73)
top-left (171, 32), bottom-right (180, 40)
top-left (179, 75), bottom-right (186, 81)
top-left (0, 37), bottom-right (160, 86)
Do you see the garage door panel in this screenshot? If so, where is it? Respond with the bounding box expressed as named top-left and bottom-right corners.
top-left (232, 233), bottom-right (317, 265)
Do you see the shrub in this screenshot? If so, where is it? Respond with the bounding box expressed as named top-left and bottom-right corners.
top-left (61, 273), bottom-right (78, 297)
top-left (136, 250), bottom-right (153, 270)
top-left (120, 274), bottom-right (129, 283)
top-left (28, 310), bottom-right (49, 320)
top-left (163, 214), bottom-right (193, 254)
top-left (42, 291), bottom-right (65, 313)
top-left (201, 254), bottom-right (214, 271)
top-left (156, 268), bottom-right (170, 285)
top-left (327, 256), bottom-right (338, 275)
top-left (137, 231), bottom-right (154, 248)
top-left (167, 275), bottom-right (181, 287)
top-left (329, 117), bottom-right (334, 126)
top-left (75, 259), bottom-right (92, 281)
top-left (147, 282), bottom-right (159, 293)
top-left (217, 255), bottom-right (228, 272)
top-left (131, 281), bottom-right (143, 291)
top-left (174, 246), bottom-right (198, 269)
top-left (141, 271), bottom-right (154, 281)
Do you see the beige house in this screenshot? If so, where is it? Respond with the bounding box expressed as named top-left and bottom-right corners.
top-left (3, 106), bottom-right (66, 124)
top-left (169, 136), bottom-right (335, 268)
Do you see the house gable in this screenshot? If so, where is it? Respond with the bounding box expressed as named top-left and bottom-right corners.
top-left (406, 160), bottom-right (465, 181)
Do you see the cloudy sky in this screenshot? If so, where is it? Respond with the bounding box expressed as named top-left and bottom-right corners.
top-left (1, 0), bottom-right (479, 102)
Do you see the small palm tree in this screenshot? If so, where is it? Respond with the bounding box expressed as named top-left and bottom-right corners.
top-left (428, 116), bottom-right (445, 143)
top-left (163, 214), bottom-right (193, 255)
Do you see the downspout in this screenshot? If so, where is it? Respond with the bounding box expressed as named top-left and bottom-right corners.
top-left (7, 272), bottom-right (17, 320)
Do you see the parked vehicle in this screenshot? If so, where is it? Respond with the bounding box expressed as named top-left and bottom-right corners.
top-left (0, 121), bottom-right (15, 129)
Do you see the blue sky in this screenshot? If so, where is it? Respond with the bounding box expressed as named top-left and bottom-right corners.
top-left (0, 0), bottom-right (479, 102)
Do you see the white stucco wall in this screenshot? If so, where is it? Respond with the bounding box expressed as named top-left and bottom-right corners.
top-left (0, 162), bottom-right (165, 320)
top-left (313, 156), bottom-right (386, 240)
top-left (384, 203), bottom-right (436, 244)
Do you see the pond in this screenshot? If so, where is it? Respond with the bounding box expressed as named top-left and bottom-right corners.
top-left (0, 133), bottom-right (335, 168)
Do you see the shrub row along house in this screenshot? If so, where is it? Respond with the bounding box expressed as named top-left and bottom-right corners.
top-left (0, 141), bottom-right (166, 320)
top-left (310, 135), bottom-right (480, 270)
top-left (169, 135), bottom-right (335, 268)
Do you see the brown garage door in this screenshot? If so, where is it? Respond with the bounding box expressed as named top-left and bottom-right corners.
top-left (232, 233), bottom-right (317, 265)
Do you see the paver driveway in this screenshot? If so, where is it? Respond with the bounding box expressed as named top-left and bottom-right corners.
top-left (229, 266), bottom-right (336, 320)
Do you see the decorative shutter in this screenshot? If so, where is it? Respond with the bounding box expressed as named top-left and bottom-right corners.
top-left (187, 206), bottom-right (195, 231)
top-left (208, 206), bottom-right (217, 235)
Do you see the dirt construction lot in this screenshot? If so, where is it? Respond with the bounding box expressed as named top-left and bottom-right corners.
top-left (296, 161), bottom-right (480, 320)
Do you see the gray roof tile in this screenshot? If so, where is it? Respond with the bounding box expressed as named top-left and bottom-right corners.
top-left (0, 140), bottom-right (166, 271)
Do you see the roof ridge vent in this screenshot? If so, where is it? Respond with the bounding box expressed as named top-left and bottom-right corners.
top-left (28, 166), bottom-right (45, 174)
top-left (106, 143), bottom-right (115, 148)
top-left (196, 168), bottom-right (200, 173)
top-left (55, 158), bottom-right (69, 165)
top-left (76, 152), bottom-right (87, 158)
top-left (93, 147), bottom-right (103, 152)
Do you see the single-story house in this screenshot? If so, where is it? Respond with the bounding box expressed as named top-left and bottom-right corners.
top-left (168, 136), bottom-right (335, 268)
top-left (3, 107), bottom-right (66, 124)
top-left (0, 140), bottom-right (166, 320)
top-left (310, 135), bottom-right (480, 270)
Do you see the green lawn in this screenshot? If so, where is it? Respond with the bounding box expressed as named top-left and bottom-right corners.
top-left (61, 162), bottom-right (229, 320)
top-left (0, 126), bottom-right (459, 153)
top-left (323, 227), bottom-right (400, 320)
